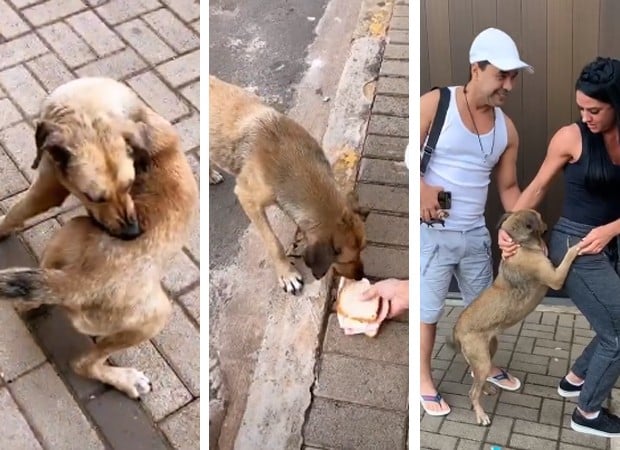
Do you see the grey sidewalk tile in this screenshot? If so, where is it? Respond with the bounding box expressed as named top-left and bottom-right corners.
top-left (499, 391), bottom-right (542, 409)
top-left (11, 363), bottom-right (104, 449)
top-left (390, 16), bottom-right (408, 30)
top-left (85, 390), bottom-right (170, 450)
top-left (76, 47), bottom-right (146, 80)
top-left (143, 8), bottom-right (199, 53)
top-left (510, 433), bottom-right (558, 450)
top-left (0, 303), bottom-right (46, 381)
top-left (540, 398), bottom-right (564, 426)
top-left (181, 81), bottom-right (199, 110)
top-left (0, 0), bottom-right (30, 39)
top-left (67, 10), bottom-right (125, 57)
top-left (0, 122), bottom-right (37, 182)
top-left (384, 43), bottom-right (408, 60)
top-left (513, 419), bottom-right (560, 440)
top-left (160, 0), bottom-right (199, 22)
top-left (377, 76), bottom-right (408, 96)
top-left (314, 353), bottom-right (408, 411)
top-left (323, 313), bottom-right (408, 365)
top-left (367, 114), bottom-right (408, 137)
top-left (0, 387), bottom-right (42, 449)
top-left (128, 71), bottom-right (190, 122)
top-left (26, 53), bottom-right (75, 91)
top-left (95, 0), bottom-right (161, 25)
top-left (420, 431), bottom-right (458, 450)
top-left (0, 98), bottom-right (22, 129)
top-left (440, 419), bottom-right (487, 441)
top-left (38, 22), bottom-right (97, 68)
top-left (0, 150), bottom-right (28, 199)
top-left (159, 399), bottom-right (199, 449)
top-left (560, 427), bottom-right (608, 449)
top-left (110, 340), bottom-right (192, 421)
top-left (153, 303), bottom-right (199, 396)
top-left (0, 34), bottom-right (47, 70)
top-left (485, 415), bottom-right (513, 447)
top-left (22, 0), bottom-right (85, 27)
top-left (363, 134), bottom-right (407, 160)
top-left (495, 403), bottom-right (538, 421)
top-left (357, 183), bottom-right (408, 214)
top-left (304, 398), bottom-right (407, 450)
top-left (372, 94), bottom-right (408, 117)
top-left (0, 65), bottom-right (47, 117)
top-left (359, 158), bottom-right (407, 186)
top-left (157, 49), bottom-right (200, 87)
top-left (116, 19), bottom-right (176, 65)
top-left (361, 245), bottom-right (408, 279)
top-left (380, 59), bottom-right (408, 78)
top-left (174, 113), bottom-right (200, 152)
top-left (365, 212), bottom-right (408, 246)
top-left (10, 0), bottom-right (39, 7)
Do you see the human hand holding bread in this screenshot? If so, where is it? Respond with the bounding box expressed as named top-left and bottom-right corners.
top-left (336, 277), bottom-right (409, 337)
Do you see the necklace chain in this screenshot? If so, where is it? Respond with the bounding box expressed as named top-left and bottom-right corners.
top-left (463, 84), bottom-right (495, 162)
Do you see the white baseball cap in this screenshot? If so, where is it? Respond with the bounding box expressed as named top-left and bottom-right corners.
top-left (469, 28), bottom-right (534, 73)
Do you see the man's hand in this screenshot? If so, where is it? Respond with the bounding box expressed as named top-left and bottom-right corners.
top-left (421, 180), bottom-right (443, 223)
top-left (360, 278), bottom-right (409, 319)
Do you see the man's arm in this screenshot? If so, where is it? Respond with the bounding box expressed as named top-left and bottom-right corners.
top-left (420, 90), bottom-right (442, 221)
top-left (495, 115), bottom-right (521, 211)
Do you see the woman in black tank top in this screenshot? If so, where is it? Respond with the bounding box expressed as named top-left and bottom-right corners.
top-left (499, 57), bottom-right (620, 437)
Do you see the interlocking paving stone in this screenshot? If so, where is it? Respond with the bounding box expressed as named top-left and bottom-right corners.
top-left (143, 8), bottom-right (199, 53)
top-left (67, 10), bottom-right (125, 57)
top-left (76, 47), bottom-right (146, 79)
top-left (21, 219), bottom-right (61, 259)
top-left (157, 49), bottom-right (200, 87)
top-left (365, 212), bottom-right (408, 246)
top-left (0, 0), bottom-right (30, 39)
top-left (26, 53), bottom-right (75, 91)
top-left (22, 0), bottom-right (85, 27)
top-left (11, 363), bottom-right (104, 449)
top-left (180, 80), bottom-right (199, 109)
top-left (159, 399), bottom-right (199, 449)
top-left (359, 158), bottom-right (408, 186)
top-left (357, 183), bottom-right (408, 214)
top-left (0, 149), bottom-right (28, 198)
top-left (304, 398), bottom-right (407, 450)
top-left (95, 0), bottom-right (162, 25)
top-left (0, 33), bottom-right (47, 70)
top-left (361, 245), bottom-right (408, 279)
top-left (0, 387), bottom-right (42, 449)
top-left (127, 71), bottom-right (190, 122)
top-left (0, 121), bottom-right (38, 181)
top-left (161, 249), bottom-right (200, 294)
top-left (376, 76), bottom-right (408, 96)
top-left (38, 22), bottom-right (97, 68)
top-left (0, 65), bottom-right (47, 117)
top-left (363, 134), bottom-right (407, 160)
top-left (0, 304), bottom-right (46, 381)
top-left (116, 19), bottom-right (176, 65)
top-left (160, 0), bottom-right (199, 22)
top-left (178, 286), bottom-right (199, 324)
top-left (174, 113), bottom-right (200, 151)
top-left (0, 97), bottom-right (22, 128)
top-left (367, 114), bottom-right (408, 137)
top-left (372, 94), bottom-right (408, 117)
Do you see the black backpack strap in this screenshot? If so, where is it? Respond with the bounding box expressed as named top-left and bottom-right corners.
top-left (420, 86), bottom-right (450, 176)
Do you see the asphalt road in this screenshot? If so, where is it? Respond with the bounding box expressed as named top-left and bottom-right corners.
top-left (208, 0), bottom-right (330, 270)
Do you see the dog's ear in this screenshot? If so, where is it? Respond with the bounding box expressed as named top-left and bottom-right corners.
top-left (496, 212), bottom-right (512, 230)
top-left (345, 191), bottom-right (370, 220)
top-left (303, 239), bottom-right (337, 280)
top-left (121, 121), bottom-right (151, 173)
top-left (33, 121), bottom-right (71, 172)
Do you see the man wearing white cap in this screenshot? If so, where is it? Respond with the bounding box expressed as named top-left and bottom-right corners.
top-left (419, 28), bottom-right (533, 416)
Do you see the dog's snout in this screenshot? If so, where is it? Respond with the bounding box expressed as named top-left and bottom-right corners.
top-left (118, 219), bottom-right (142, 240)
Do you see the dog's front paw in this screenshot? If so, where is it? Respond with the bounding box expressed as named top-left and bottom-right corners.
top-left (118, 368), bottom-right (152, 399)
top-left (476, 411), bottom-right (491, 426)
top-left (278, 265), bottom-right (304, 295)
top-left (209, 168), bottom-right (224, 185)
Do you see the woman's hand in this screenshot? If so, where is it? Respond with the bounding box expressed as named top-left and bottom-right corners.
top-left (579, 225), bottom-right (616, 255)
top-left (498, 229), bottom-right (520, 259)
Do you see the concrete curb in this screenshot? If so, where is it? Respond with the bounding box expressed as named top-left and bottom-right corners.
top-left (231, 1), bottom-right (394, 449)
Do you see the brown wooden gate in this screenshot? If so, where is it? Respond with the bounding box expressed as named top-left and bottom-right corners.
top-left (420, 0), bottom-right (620, 293)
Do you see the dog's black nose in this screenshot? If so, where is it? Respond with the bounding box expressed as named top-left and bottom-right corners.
top-left (353, 265), bottom-right (365, 280)
top-left (118, 220), bottom-right (142, 240)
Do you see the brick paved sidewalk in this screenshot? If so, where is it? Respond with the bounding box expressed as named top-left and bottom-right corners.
top-left (0, 1), bottom-right (199, 448)
top-left (302, 3), bottom-right (409, 448)
top-left (421, 304), bottom-right (614, 450)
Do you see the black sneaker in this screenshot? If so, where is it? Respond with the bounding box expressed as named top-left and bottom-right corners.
top-left (558, 376), bottom-right (582, 398)
top-left (571, 407), bottom-right (620, 437)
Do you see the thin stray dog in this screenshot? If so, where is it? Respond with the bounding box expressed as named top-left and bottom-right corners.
top-left (449, 209), bottom-right (580, 425)
top-left (0, 78), bottom-right (198, 398)
top-left (209, 75), bottom-right (367, 294)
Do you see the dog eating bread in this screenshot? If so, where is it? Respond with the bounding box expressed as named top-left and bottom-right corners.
top-left (0, 78), bottom-right (198, 398)
top-left (448, 209), bottom-right (580, 425)
top-left (209, 75), bottom-right (367, 294)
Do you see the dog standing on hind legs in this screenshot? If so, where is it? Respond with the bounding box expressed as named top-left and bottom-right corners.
top-left (447, 209), bottom-right (581, 425)
top-left (0, 78), bottom-right (198, 399)
top-left (209, 75), bottom-right (368, 294)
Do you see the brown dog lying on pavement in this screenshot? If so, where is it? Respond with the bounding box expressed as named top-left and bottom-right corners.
top-left (0, 77), bottom-right (198, 398)
top-left (448, 209), bottom-right (580, 426)
top-left (209, 75), bottom-right (367, 294)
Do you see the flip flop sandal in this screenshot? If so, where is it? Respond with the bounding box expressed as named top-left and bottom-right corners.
top-left (486, 368), bottom-right (521, 391)
top-left (420, 393), bottom-right (451, 416)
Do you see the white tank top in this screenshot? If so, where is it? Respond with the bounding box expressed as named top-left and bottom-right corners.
top-left (422, 86), bottom-right (509, 231)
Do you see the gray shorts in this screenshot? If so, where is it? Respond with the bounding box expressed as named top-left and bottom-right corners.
top-left (420, 225), bottom-right (493, 324)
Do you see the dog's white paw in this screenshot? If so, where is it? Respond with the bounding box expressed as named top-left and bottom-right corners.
top-left (118, 368), bottom-right (152, 399)
top-left (278, 265), bottom-right (304, 295)
top-left (209, 168), bottom-right (224, 185)
top-left (477, 412), bottom-right (491, 426)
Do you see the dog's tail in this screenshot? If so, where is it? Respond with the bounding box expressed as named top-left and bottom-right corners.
top-left (0, 268), bottom-right (67, 304)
